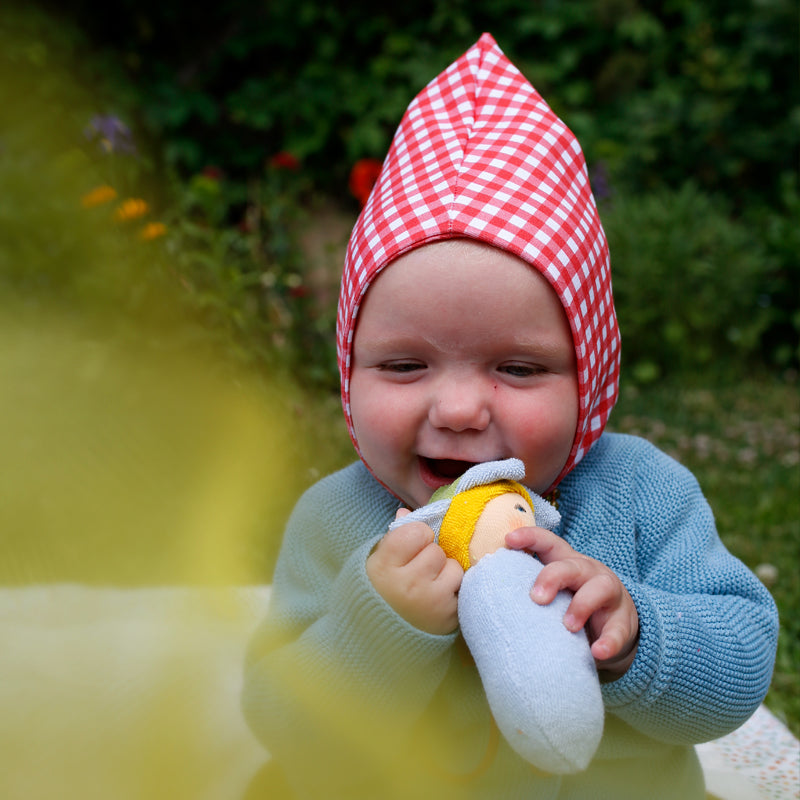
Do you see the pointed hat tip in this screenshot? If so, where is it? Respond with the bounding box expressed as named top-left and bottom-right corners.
top-left (475, 32), bottom-right (501, 53)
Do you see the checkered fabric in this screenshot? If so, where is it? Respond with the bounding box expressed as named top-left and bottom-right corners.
top-left (337, 32), bottom-right (621, 489)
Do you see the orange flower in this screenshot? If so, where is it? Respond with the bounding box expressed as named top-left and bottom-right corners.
top-left (348, 158), bottom-right (382, 207)
top-left (114, 198), bottom-right (149, 221)
top-left (81, 185), bottom-right (118, 208)
top-left (139, 222), bottom-right (167, 240)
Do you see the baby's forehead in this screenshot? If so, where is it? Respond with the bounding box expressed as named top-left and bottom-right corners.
top-left (352, 238), bottom-right (569, 350)
top-left (385, 237), bottom-right (521, 267)
top-left (366, 237), bottom-right (549, 295)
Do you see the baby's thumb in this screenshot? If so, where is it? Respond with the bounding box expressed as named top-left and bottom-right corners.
top-left (394, 507), bottom-right (411, 520)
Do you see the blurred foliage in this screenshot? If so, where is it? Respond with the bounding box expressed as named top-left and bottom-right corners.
top-left (0, 3), bottom-right (338, 393)
top-left (603, 182), bottom-right (782, 382)
top-left (30, 0), bottom-right (797, 204)
top-left (162, 158), bottom-right (340, 390)
top-left (8, 0), bottom-right (797, 386)
top-left (0, 312), bottom-right (309, 585)
top-left (0, 5), bottom-right (343, 584)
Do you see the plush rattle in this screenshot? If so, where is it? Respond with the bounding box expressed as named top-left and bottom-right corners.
top-left (389, 459), bottom-right (604, 774)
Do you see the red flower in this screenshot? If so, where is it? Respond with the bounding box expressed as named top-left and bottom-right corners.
top-left (201, 165), bottom-right (225, 181)
top-left (348, 158), bottom-right (382, 207)
top-left (269, 151), bottom-right (301, 171)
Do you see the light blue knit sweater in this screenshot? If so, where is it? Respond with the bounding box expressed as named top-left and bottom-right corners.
top-left (242, 433), bottom-right (778, 799)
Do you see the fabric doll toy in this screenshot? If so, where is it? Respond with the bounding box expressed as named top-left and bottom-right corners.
top-left (390, 459), bottom-right (604, 774)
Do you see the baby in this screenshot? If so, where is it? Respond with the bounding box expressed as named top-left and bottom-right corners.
top-left (243, 33), bottom-right (778, 799)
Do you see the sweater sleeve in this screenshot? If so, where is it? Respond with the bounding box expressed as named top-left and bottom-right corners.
top-left (594, 438), bottom-right (779, 744)
top-left (241, 464), bottom-right (457, 796)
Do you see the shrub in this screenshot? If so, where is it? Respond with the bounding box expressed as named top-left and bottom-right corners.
top-left (0, 6), bottom-right (338, 391)
top-left (33, 0), bottom-right (797, 210)
top-left (602, 183), bottom-right (774, 383)
top-left (744, 174), bottom-right (800, 370)
top-left (5, 1), bottom-right (796, 388)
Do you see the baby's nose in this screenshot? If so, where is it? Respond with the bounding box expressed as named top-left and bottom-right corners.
top-left (428, 382), bottom-right (491, 432)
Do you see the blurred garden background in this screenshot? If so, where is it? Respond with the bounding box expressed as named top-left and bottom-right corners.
top-left (1, 0), bottom-right (798, 734)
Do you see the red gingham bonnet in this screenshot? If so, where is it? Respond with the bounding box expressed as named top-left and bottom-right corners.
top-left (337, 33), bottom-right (620, 489)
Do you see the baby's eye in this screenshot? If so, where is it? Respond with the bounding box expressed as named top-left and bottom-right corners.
top-left (498, 363), bottom-right (543, 378)
top-left (378, 361), bottom-right (426, 373)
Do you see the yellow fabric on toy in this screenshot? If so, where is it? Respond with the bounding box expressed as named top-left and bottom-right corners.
top-left (438, 480), bottom-right (533, 570)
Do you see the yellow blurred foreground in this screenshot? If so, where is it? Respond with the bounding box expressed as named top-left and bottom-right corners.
top-left (0, 313), bottom-right (303, 585)
top-left (0, 311), bottom-right (308, 798)
top-left (0, 584), bottom-right (271, 800)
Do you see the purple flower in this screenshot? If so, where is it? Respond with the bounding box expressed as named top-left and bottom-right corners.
top-left (589, 161), bottom-right (613, 205)
top-left (84, 114), bottom-right (137, 155)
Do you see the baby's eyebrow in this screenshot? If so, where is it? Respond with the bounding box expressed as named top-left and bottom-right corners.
top-left (355, 331), bottom-right (433, 350)
top-left (354, 329), bottom-right (574, 364)
top-left (355, 335), bottom-right (419, 353)
top-left (509, 338), bottom-right (570, 356)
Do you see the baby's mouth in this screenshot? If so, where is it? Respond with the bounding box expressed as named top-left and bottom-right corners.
top-left (419, 457), bottom-right (480, 488)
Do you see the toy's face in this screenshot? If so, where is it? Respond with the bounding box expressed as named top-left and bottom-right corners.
top-left (469, 492), bottom-right (535, 566)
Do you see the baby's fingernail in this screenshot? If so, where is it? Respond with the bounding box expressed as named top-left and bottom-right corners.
top-left (563, 613), bottom-right (578, 630)
top-left (531, 585), bottom-right (547, 602)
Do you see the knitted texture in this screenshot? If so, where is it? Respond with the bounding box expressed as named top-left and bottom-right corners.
top-left (337, 33), bottom-right (620, 489)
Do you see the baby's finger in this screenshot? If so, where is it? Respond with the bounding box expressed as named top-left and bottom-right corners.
top-left (412, 539), bottom-right (450, 578)
top-left (562, 572), bottom-right (621, 631)
top-left (591, 616), bottom-right (640, 676)
top-left (380, 522), bottom-right (435, 565)
top-left (435, 557), bottom-right (465, 592)
top-left (590, 619), bottom-right (631, 662)
top-left (530, 555), bottom-right (595, 605)
top-left (505, 526), bottom-right (576, 562)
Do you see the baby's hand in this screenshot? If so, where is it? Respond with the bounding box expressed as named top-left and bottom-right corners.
top-left (367, 509), bottom-right (463, 635)
top-left (505, 526), bottom-right (639, 679)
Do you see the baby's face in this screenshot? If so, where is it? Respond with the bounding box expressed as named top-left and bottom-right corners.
top-left (349, 239), bottom-right (578, 508)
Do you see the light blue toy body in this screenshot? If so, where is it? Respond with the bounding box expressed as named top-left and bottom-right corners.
top-left (391, 458), bottom-right (604, 773)
top-left (459, 547), bottom-right (603, 772)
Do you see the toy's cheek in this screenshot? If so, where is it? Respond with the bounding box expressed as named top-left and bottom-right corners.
top-left (468, 494), bottom-right (535, 565)
top-left (468, 518), bottom-right (508, 565)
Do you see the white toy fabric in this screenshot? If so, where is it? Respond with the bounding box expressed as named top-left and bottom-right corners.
top-left (390, 458), bottom-right (604, 773)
